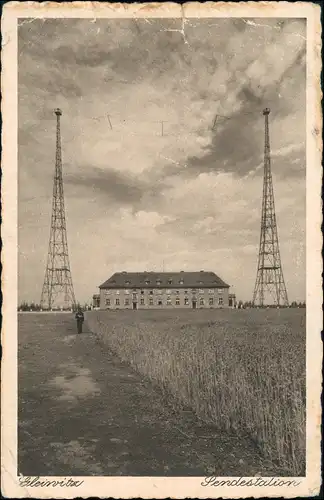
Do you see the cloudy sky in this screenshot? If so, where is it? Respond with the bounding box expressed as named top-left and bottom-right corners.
top-left (18, 17), bottom-right (306, 304)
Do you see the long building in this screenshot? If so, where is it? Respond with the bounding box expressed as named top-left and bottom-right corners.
top-left (97, 271), bottom-right (230, 310)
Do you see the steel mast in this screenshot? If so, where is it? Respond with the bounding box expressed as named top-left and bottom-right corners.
top-left (40, 109), bottom-right (76, 310)
top-left (252, 108), bottom-right (289, 307)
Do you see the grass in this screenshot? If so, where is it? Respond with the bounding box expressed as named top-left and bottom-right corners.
top-left (86, 308), bottom-right (306, 476)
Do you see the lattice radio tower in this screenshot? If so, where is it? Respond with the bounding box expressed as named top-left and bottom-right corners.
top-left (252, 108), bottom-right (289, 307)
top-left (40, 109), bottom-right (76, 310)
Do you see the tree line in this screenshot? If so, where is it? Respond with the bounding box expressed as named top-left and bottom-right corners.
top-left (236, 300), bottom-right (306, 309)
top-left (18, 301), bottom-right (92, 311)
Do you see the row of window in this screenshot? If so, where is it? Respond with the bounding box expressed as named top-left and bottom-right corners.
top-left (105, 297), bottom-right (224, 306)
top-left (123, 279), bottom-right (187, 286)
top-left (104, 288), bottom-right (224, 295)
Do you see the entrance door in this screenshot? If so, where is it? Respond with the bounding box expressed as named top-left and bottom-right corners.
top-left (133, 302), bottom-right (137, 310)
top-left (192, 300), bottom-right (197, 309)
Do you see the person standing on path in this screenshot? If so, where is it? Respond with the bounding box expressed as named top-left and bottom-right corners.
top-left (75, 308), bottom-right (84, 334)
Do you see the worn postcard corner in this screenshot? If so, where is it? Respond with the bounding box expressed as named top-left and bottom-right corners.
top-left (1, 0), bottom-right (322, 499)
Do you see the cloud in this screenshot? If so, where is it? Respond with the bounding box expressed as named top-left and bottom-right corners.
top-left (64, 165), bottom-right (148, 206)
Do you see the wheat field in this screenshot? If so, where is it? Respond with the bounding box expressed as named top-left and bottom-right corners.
top-left (86, 308), bottom-right (305, 475)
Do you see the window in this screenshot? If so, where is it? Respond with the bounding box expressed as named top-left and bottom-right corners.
top-left (105, 298), bottom-right (110, 306)
top-left (125, 280), bottom-right (130, 285)
top-left (140, 298), bottom-right (145, 305)
top-left (209, 297), bottom-right (214, 306)
top-left (184, 290), bottom-right (188, 294)
top-left (166, 289), bottom-right (171, 294)
top-left (218, 297), bottom-right (223, 305)
top-left (191, 289), bottom-right (197, 294)
top-left (140, 290), bottom-right (144, 295)
top-left (145, 280), bottom-right (150, 285)
top-left (104, 290), bottom-right (111, 295)
top-left (116, 290), bottom-right (120, 295)
top-left (149, 298), bottom-right (154, 306)
top-left (158, 299), bottom-right (163, 306)
top-left (125, 298), bottom-right (130, 306)
top-left (175, 290), bottom-right (180, 295)
top-left (199, 297), bottom-right (204, 306)
top-left (184, 297), bottom-right (189, 305)
top-left (176, 298), bottom-right (180, 306)
top-left (218, 289), bottom-right (223, 294)
top-left (199, 289), bottom-right (204, 294)
top-left (116, 298), bottom-right (120, 306)
top-left (149, 290), bottom-right (153, 295)
top-left (208, 289), bottom-right (214, 294)
top-left (168, 279), bottom-right (173, 285)
top-left (132, 293), bottom-right (137, 300)
top-left (166, 297), bottom-right (172, 305)
top-left (157, 289), bottom-right (163, 295)
top-left (125, 289), bottom-right (130, 295)
top-left (179, 279), bottom-right (184, 285)
top-left (156, 280), bottom-right (161, 285)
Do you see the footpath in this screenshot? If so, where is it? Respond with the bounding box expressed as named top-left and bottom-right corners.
top-left (19, 313), bottom-right (282, 476)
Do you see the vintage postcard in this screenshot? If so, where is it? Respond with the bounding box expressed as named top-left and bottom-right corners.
top-left (1, 1), bottom-right (322, 498)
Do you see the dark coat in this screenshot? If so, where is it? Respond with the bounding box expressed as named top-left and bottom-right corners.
top-left (75, 311), bottom-right (84, 322)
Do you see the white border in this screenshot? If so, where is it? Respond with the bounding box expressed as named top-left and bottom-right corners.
top-left (1, 2), bottom-right (322, 498)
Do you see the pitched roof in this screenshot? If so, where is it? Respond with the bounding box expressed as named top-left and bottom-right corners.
top-left (99, 271), bottom-right (229, 289)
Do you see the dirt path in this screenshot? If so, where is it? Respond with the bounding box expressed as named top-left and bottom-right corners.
top-left (19, 313), bottom-right (282, 476)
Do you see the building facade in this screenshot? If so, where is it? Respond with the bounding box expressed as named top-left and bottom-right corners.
top-left (229, 293), bottom-right (237, 308)
top-left (98, 271), bottom-right (230, 310)
top-left (92, 294), bottom-right (100, 309)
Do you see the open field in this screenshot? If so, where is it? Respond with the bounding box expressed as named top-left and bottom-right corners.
top-left (19, 312), bottom-right (286, 476)
top-left (86, 308), bottom-right (306, 476)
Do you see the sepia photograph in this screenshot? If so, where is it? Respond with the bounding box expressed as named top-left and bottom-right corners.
top-left (1, 2), bottom-right (322, 498)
